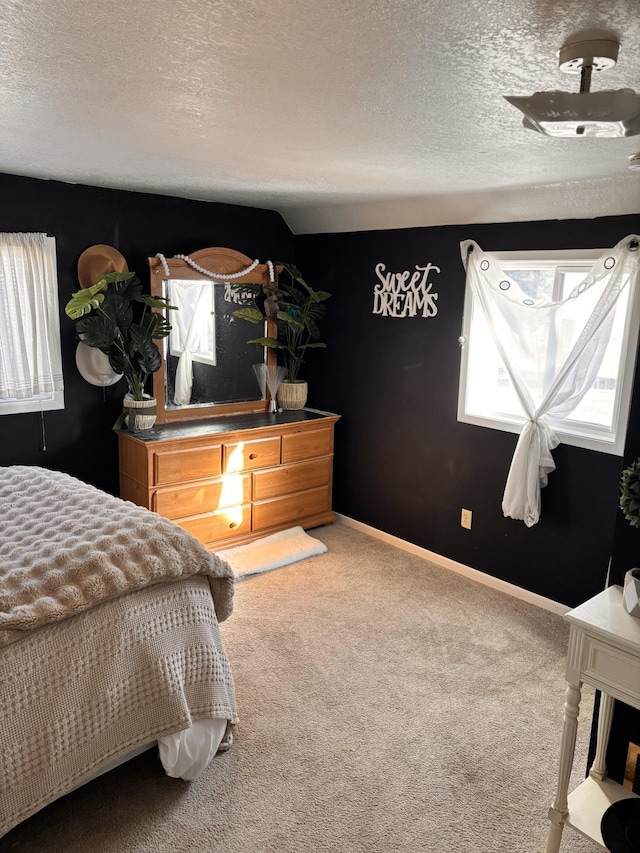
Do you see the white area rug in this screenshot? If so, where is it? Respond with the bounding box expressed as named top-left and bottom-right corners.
top-left (217, 526), bottom-right (328, 580)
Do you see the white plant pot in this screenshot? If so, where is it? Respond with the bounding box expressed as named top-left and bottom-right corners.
top-left (277, 380), bottom-right (308, 410)
top-left (623, 568), bottom-right (640, 618)
top-left (123, 393), bottom-right (157, 432)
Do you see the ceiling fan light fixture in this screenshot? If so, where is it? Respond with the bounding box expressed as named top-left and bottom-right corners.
top-left (557, 38), bottom-right (619, 74)
top-left (504, 89), bottom-right (640, 138)
top-left (504, 35), bottom-right (640, 138)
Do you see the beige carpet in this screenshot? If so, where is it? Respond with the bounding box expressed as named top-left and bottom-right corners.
top-left (1, 523), bottom-right (597, 852)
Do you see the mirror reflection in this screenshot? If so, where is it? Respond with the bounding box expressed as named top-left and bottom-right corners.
top-left (163, 278), bottom-right (265, 410)
top-left (149, 248), bottom-right (279, 423)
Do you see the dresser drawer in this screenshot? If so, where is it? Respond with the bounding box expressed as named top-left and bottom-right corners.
top-left (223, 437), bottom-right (281, 473)
top-left (178, 505), bottom-right (252, 543)
top-left (119, 412), bottom-right (338, 550)
top-left (582, 636), bottom-right (640, 703)
top-left (153, 445), bottom-right (222, 485)
top-left (153, 474), bottom-right (250, 519)
top-left (281, 428), bottom-right (333, 463)
top-left (252, 457), bottom-right (331, 501)
top-left (253, 486), bottom-right (331, 531)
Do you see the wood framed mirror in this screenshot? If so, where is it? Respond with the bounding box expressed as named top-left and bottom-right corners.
top-left (149, 247), bottom-right (280, 423)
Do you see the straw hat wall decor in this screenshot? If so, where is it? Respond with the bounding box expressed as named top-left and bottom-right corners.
top-left (66, 244), bottom-right (175, 430)
top-left (77, 244), bottom-right (128, 289)
top-left (75, 341), bottom-right (123, 387)
top-left (73, 244), bottom-right (129, 388)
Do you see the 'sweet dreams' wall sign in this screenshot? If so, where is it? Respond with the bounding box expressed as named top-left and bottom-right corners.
top-left (372, 262), bottom-right (440, 318)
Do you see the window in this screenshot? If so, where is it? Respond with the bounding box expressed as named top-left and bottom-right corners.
top-left (458, 247), bottom-right (640, 455)
top-left (0, 233), bottom-right (64, 415)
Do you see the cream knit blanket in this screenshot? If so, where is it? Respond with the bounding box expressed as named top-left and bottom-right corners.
top-left (1, 576), bottom-right (238, 836)
top-left (0, 466), bottom-right (234, 646)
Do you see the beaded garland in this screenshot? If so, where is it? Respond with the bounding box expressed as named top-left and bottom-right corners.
top-left (155, 253), bottom-right (275, 282)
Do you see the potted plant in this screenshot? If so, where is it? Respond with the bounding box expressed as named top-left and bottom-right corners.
top-left (65, 271), bottom-right (174, 430)
top-left (618, 457), bottom-right (640, 617)
top-left (232, 262), bottom-right (331, 409)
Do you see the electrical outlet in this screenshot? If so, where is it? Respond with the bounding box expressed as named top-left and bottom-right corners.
top-left (461, 508), bottom-right (472, 530)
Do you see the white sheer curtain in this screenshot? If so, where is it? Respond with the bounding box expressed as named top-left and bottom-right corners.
top-left (169, 280), bottom-right (213, 406)
top-left (0, 233), bottom-right (63, 401)
top-left (461, 234), bottom-right (640, 527)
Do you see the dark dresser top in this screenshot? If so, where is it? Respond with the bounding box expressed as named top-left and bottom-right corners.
top-left (118, 408), bottom-right (338, 443)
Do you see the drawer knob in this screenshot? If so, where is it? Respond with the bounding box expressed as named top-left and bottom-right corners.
top-left (249, 452), bottom-right (257, 460)
top-left (229, 521), bottom-right (238, 529)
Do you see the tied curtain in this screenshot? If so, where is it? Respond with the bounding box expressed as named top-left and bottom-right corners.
top-left (168, 280), bottom-right (212, 406)
top-left (0, 233), bottom-right (62, 401)
top-left (461, 235), bottom-right (640, 528)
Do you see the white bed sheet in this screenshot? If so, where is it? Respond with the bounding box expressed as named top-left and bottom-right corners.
top-left (159, 718), bottom-right (229, 780)
top-left (82, 718), bottom-right (229, 788)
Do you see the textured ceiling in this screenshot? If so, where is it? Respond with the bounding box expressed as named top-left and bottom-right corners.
top-left (1, 0), bottom-right (639, 233)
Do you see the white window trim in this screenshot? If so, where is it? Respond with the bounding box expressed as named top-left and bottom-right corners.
top-left (0, 235), bottom-right (64, 416)
top-left (457, 248), bottom-right (640, 456)
top-left (0, 390), bottom-right (64, 416)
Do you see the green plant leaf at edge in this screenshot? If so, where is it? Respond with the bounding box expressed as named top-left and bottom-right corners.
top-left (138, 294), bottom-right (177, 311)
top-left (234, 307), bottom-right (265, 324)
top-left (276, 311), bottom-right (304, 330)
top-left (247, 336), bottom-right (283, 349)
top-left (65, 281), bottom-right (107, 319)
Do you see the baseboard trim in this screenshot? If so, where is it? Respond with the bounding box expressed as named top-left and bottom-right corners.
top-left (335, 514), bottom-right (569, 616)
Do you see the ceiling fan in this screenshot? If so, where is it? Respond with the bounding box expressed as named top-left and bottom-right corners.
top-left (504, 34), bottom-right (640, 138)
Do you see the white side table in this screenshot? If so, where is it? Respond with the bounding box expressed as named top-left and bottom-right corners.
top-left (546, 585), bottom-right (640, 852)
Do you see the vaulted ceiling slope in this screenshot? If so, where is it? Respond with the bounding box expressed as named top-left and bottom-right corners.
top-left (1, 0), bottom-right (639, 234)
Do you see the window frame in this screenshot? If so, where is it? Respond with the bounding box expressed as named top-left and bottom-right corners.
top-left (457, 248), bottom-right (640, 456)
top-left (0, 235), bottom-right (64, 416)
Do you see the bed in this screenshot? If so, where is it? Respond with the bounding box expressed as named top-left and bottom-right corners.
top-left (0, 466), bottom-right (237, 837)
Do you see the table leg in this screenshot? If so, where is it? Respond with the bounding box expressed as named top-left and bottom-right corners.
top-left (546, 680), bottom-right (582, 853)
top-left (589, 692), bottom-right (614, 781)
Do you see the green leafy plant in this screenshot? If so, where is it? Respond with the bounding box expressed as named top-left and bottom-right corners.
top-left (65, 271), bottom-right (175, 400)
top-left (232, 263), bottom-right (331, 383)
top-left (620, 457), bottom-right (640, 528)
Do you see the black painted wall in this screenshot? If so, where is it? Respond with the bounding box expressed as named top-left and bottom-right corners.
top-left (0, 171), bottom-right (638, 780)
top-left (0, 173), bottom-right (293, 495)
top-left (1, 169), bottom-right (638, 612)
top-left (298, 213), bottom-right (640, 608)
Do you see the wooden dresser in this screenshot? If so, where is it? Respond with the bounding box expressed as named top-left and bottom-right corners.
top-left (117, 409), bottom-right (340, 551)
